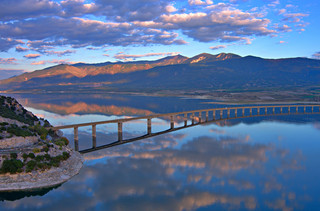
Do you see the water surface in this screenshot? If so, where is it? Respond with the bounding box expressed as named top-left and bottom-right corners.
top-left (0, 93), bottom-right (319, 211)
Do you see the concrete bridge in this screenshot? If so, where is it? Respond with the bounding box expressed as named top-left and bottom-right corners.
top-left (51, 104), bottom-right (320, 154)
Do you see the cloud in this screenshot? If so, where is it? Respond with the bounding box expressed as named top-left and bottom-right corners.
top-left (15, 46), bottom-right (29, 52)
top-left (312, 52), bottom-right (320, 60)
top-left (0, 0), bottom-right (61, 21)
top-left (114, 52), bottom-right (180, 60)
top-left (30, 59), bottom-right (75, 65)
top-left (44, 49), bottom-right (76, 56)
top-left (282, 12), bottom-right (309, 23)
top-left (0, 57), bottom-right (17, 64)
top-left (0, 0), bottom-right (308, 52)
top-left (188, 0), bottom-right (213, 6)
top-left (210, 45), bottom-right (227, 50)
top-left (24, 53), bottom-right (41, 59)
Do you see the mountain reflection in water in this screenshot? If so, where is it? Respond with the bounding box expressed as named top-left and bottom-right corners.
top-left (0, 93), bottom-right (319, 211)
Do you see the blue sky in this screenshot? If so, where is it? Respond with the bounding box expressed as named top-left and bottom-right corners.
top-left (0, 0), bottom-right (319, 74)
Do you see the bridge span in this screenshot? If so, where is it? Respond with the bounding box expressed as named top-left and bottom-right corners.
top-left (51, 104), bottom-right (320, 154)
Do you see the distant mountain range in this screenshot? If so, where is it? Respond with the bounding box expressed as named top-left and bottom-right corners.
top-left (1, 53), bottom-right (320, 93)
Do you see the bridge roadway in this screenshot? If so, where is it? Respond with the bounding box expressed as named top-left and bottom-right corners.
top-left (51, 104), bottom-right (320, 154)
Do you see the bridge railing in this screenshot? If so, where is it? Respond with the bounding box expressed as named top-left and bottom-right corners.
top-left (51, 104), bottom-right (320, 152)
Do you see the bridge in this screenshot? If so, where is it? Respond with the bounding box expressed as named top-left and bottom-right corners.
top-left (51, 104), bottom-right (320, 154)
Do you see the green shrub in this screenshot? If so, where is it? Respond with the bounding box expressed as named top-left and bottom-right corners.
top-left (35, 155), bottom-right (44, 162)
top-left (43, 146), bottom-right (49, 152)
top-left (10, 153), bottom-right (17, 159)
top-left (44, 154), bottom-right (51, 160)
top-left (28, 153), bottom-right (35, 159)
top-left (7, 124), bottom-right (34, 137)
top-left (62, 152), bottom-right (70, 160)
top-left (22, 153), bottom-right (28, 160)
top-left (32, 148), bottom-right (41, 153)
top-left (0, 159), bottom-right (23, 174)
top-left (26, 160), bottom-right (36, 172)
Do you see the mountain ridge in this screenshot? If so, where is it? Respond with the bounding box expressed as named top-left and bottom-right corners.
top-left (1, 52), bottom-right (320, 93)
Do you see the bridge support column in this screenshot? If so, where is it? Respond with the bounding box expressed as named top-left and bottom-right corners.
top-left (235, 109), bottom-right (238, 117)
top-left (170, 116), bottom-right (174, 129)
top-left (265, 107), bottom-right (267, 114)
top-left (280, 107), bottom-right (283, 114)
top-left (74, 127), bottom-right (79, 151)
top-left (184, 113), bottom-right (188, 126)
top-left (198, 112), bottom-right (202, 123)
top-left (147, 118), bottom-right (152, 134)
top-left (206, 111), bottom-right (208, 122)
top-left (227, 109), bottom-right (230, 118)
top-left (118, 122), bottom-right (123, 142)
top-left (250, 108), bottom-right (252, 116)
top-left (273, 107), bottom-right (275, 114)
top-left (304, 106), bottom-right (306, 113)
top-left (312, 106), bottom-right (314, 113)
top-left (92, 124), bottom-right (96, 148)
top-left (242, 109), bottom-right (244, 116)
top-left (257, 108), bottom-right (260, 115)
top-left (192, 113), bottom-right (195, 125)
top-left (220, 110), bottom-right (223, 119)
top-left (213, 110), bottom-right (216, 120)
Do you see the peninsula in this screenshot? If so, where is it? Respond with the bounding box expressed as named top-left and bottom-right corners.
top-left (0, 95), bottom-right (83, 191)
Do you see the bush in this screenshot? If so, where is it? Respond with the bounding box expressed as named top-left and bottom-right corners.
top-left (10, 153), bottom-right (17, 159)
top-left (32, 148), bottom-right (41, 153)
top-left (22, 153), bottom-right (28, 160)
top-left (55, 137), bottom-right (69, 147)
top-left (7, 124), bottom-right (34, 137)
top-left (43, 146), bottom-right (49, 152)
top-left (62, 152), bottom-right (70, 160)
top-left (26, 160), bottom-right (37, 172)
top-left (28, 153), bottom-right (35, 159)
top-left (35, 155), bottom-right (44, 162)
top-left (44, 154), bottom-right (51, 160)
top-left (0, 159), bottom-right (23, 174)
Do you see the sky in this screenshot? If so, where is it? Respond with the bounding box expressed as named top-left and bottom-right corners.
top-left (0, 0), bottom-right (319, 75)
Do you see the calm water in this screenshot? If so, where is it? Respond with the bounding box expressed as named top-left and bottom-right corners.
top-left (1, 93), bottom-right (320, 211)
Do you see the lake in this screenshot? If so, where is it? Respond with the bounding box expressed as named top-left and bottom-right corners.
top-left (0, 93), bottom-right (320, 211)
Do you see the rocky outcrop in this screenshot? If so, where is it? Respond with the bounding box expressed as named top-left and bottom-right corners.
top-left (0, 149), bottom-right (83, 191)
top-left (0, 95), bottom-right (84, 191)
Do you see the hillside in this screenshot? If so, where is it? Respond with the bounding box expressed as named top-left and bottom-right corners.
top-left (0, 95), bottom-right (83, 191)
top-left (0, 53), bottom-right (320, 93)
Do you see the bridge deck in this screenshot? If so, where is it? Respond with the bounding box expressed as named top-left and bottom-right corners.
top-left (50, 104), bottom-right (320, 153)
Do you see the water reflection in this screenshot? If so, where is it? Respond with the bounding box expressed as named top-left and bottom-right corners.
top-left (2, 119), bottom-right (319, 210)
top-left (0, 93), bottom-right (319, 210)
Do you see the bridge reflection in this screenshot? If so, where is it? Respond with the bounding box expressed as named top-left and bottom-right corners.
top-left (51, 104), bottom-right (320, 153)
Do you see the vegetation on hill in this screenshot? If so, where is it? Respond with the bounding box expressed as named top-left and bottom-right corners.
top-left (0, 95), bottom-right (73, 175)
top-left (0, 96), bottom-right (38, 125)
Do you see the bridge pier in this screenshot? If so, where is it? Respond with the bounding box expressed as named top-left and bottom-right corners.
top-left (170, 116), bottom-right (174, 129)
top-left (206, 111), bottom-right (208, 122)
top-left (198, 112), bottom-right (202, 123)
top-left (184, 113), bottom-right (188, 126)
top-left (147, 118), bottom-right (152, 134)
top-left (227, 109), bottom-right (230, 118)
top-left (213, 110), bottom-right (216, 120)
top-left (192, 113), bottom-right (195, 125)
top-left (250, 108), bottom-right (252, 116)
top-left (92, 124), bottom-right (96, 148)
top-left (118, 122), bottom-right (123, 142)
top-left (220, 110), bottom-right (223, 119)
top-left (74, 127), bottom-right (79, 151)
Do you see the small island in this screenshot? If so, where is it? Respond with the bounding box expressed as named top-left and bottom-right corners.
top-left (0, 95), bottom-right (83, 191)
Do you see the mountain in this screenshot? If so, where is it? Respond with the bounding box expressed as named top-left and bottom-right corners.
top-left (0, 53), bottom-right (320, 93)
